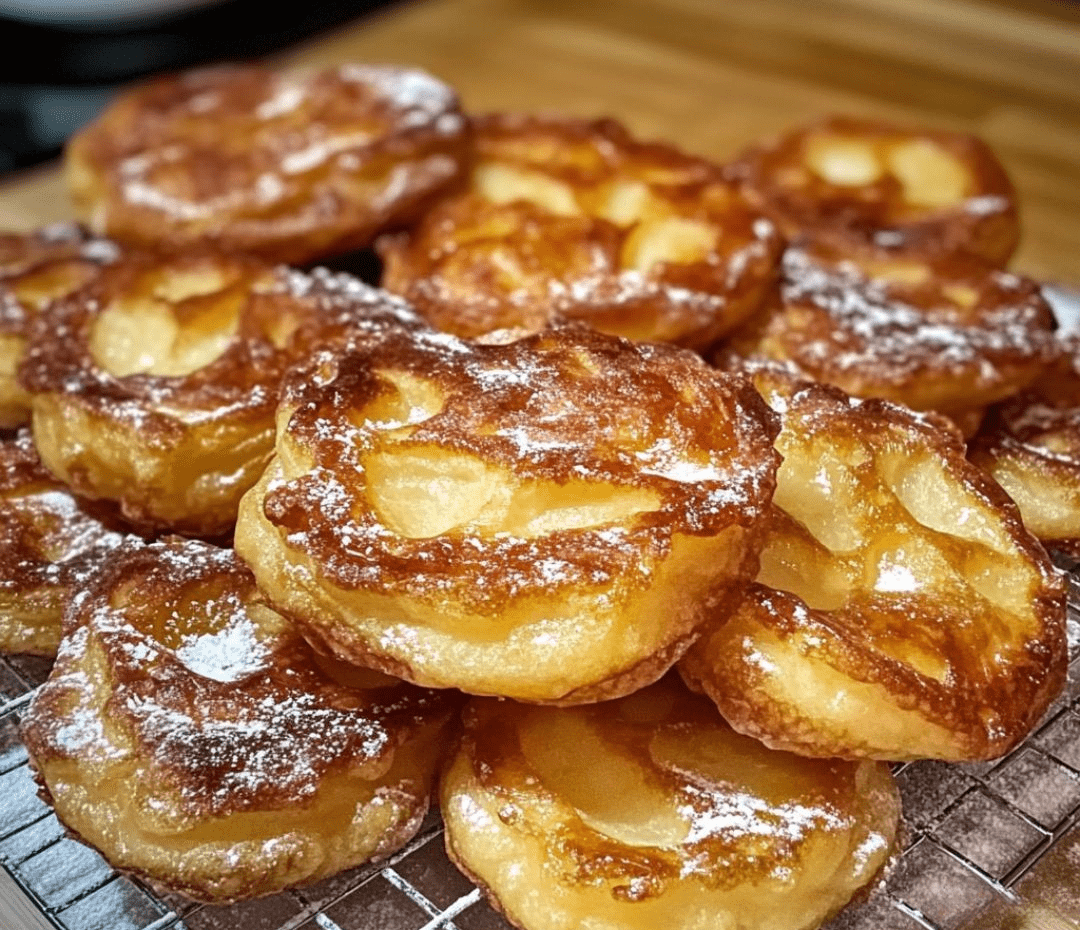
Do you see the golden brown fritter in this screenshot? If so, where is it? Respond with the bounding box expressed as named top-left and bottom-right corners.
top-left (970, 331), bottom-right (1080, 555)
top-left (0, 224), bottom-right (117, 427)
top-left (22, 537), bottom-right (461, 903)
top-left (726, 116), bottom-right (1019, 266)
top-left (66, 64), bottom-right (470, 264)
top-left (0, 430), bottom-right (138, 656)
top-left (235, 323), bottom-right (780, 704)
top-left (680, 365), bottom-right (1067, 761)
top-left (20, 251), bottom-right (426, 536)
top-left (441, 676), bottom-right (899, 930)
top-left (719, 244), bottom-right (1059, 431)
top-left (379, 114), bottom-right (782, 348)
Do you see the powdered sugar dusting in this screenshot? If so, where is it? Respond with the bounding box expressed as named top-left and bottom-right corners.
top-left (773, 248), bottom-right (1057, 387)
top-left (265, 325), bottom-right (780, 608)
top-left (23, 538), bottom-right (453, 818)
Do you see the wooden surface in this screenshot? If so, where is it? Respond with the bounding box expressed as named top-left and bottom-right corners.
top-left (0, 0), bottom-right (1078, 284)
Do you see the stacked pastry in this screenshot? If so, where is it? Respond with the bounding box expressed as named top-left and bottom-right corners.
top-left (1, 62), bottom-right (1071, 929)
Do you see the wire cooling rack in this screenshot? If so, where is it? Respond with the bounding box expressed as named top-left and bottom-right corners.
top-left (2, 563), bottom-right (1079, 930)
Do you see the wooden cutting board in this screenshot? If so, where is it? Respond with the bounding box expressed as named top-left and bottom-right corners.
top-left (0, 0), bottom-right (1077, 285)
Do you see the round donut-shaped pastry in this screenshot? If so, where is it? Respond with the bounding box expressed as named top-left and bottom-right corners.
top-left (679, 365), bottom-right (1067, 762)
top-left (21, 537), bottom-right (461, 903)
top-left (65, 63), bottom-right (470, 264)
top-left (0, 431), bottom-right (137, 656)
top-left (0, 225), bottom-right (118, 428)
top-left (722, 245), bottom-right (1059, 426)
top-left (234, 323), bottom-right (781, 704)
top-left (441, 677), bottom-right (900, 930)
top-left (726, 116), bottom-right (1019, 266)
top-left (970, 332), bottom-right (1080, 556)
top-left (378, 113), bottom-right (783, 349)
top-left (18, 250), bottom-right (426, 537)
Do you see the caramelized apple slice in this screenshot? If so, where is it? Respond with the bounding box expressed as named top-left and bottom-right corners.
top-left (235, 323), bottom-right (780, 703)
top-left (21, 537), bottom-right (459, 903)
top-left (726, 116), bottom-right (1019, 266)
top-left (379, 113), bottom-right (782, 349)
top-left (441, 677), bottom-right (899, 930)
top-left (681, 365), bottom-right (1067, 760)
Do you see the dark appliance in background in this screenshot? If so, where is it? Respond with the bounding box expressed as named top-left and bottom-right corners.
top-left (0, 0), bottom-right (398, 175)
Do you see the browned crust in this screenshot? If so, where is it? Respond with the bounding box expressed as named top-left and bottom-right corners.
top-left (17, 253), bottom-right (425, 534)
top-left (0, 431), bottom-right (138, 654)
top-left (379, 113), bottom-right (782, 348)
top-left (265, 323), bottom-right (780, 606)
top-left (65, 64), bottom-right (471, 264)
top-left (722, 245), bottom-right (1060, 414)
top-left (725, 115), bottom-right (1020, 266)
top-left (682, 373), bottom-right (1068, 760)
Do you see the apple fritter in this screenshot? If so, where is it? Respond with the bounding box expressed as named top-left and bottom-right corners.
top-left (379, 113), bottom-right (783, 348)
top-left (720, 245), bottom-right (1059, 430)
top-left (970, 332), bottom-right (1080, 556)
top-left (234, 323), bottom-right (780, 704)
top-left (21, 537), bottom-right (461, 903)
top-left (65, 64), bottom-right (470, 264)
top-left (19, 251), bottom-right (426, 536)
top-left (0, 430), bottom-right (138, 657)
top-left (441, 677), bottom-right (899, 930)
top-left (0, 224), bottom-right (117, 428)
top-left (726, 116), bottom-right (1019, 266)
top-left (680, 365), bottom-right (1067, 761)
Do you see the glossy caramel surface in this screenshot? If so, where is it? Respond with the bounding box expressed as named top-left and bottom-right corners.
top-left (65, 64), bottom-right (471, 264)
top-left (21, 537), bottom-right (460, 902)
top-left (268, 323), bottom-right (779, 603)
top-left (380, 113), bottom-right (782, 348)
top-left (727, 116), bottom-right (1019, 266)
top-left (442, 676), bottom-right (899, 930)
top-left (681, 365), bottom-right (1067, 760)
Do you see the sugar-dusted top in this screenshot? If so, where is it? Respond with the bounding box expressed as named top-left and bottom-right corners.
top-left (19, 254), bottom-right (428, 433)
top-left (263, 323), bottom-right (780, 609)
top-left (66, 63), bottom-right (471, 263)
top-left (22, 537), bottom-right (458, 818)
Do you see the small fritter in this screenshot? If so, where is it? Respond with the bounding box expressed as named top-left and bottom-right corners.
top-left (441, 677), bottom-right (900, 930)
top-left (0, 224), bottom-right (117, 427)
top-left (0, 431), bottom-right (138, 656)
top-left (726, 116), bottom-right (1019, 266)
top-left (21, 538), bottom-right (461, 903)
top-left (970, 332), bottom-right (1080, 555)
top-left (65, 64), bottom-right (470, 264)
top-left (235, 323), bottom-right (780, 704)
top-left (720, 245), bottom-right (1059, 430)
top-left (680, 365), bottom-right (1067, 761)
top-left (19, 251), bottom-right (426, 536)
top-left (379, 114), bottom-right (782, 348)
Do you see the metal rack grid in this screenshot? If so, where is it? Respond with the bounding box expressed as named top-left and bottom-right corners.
top-left (2, 575), bottom-right (1079, 930)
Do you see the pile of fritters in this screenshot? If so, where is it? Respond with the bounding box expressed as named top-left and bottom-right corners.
top-left (1, 62), bottom-right (1074, 929)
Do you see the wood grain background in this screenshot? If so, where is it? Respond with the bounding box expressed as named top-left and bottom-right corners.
top-left (0, 0), bottom-right (1077, 284)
